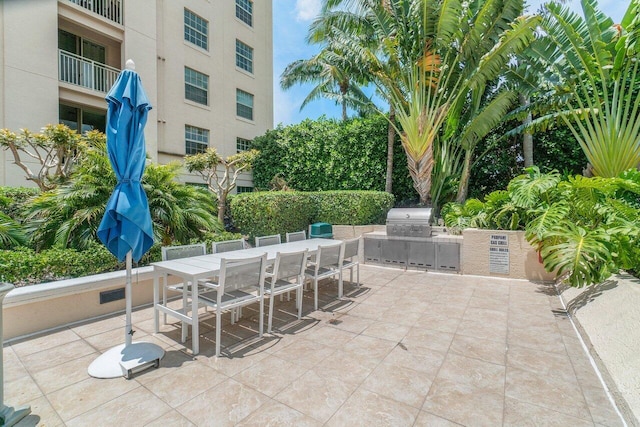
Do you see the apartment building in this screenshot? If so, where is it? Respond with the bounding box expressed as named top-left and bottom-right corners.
top-left (0, 0), bottom-right (273, 190)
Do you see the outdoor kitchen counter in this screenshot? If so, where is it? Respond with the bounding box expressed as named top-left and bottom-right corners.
top-left (363, 230), bottom-right (463, 244)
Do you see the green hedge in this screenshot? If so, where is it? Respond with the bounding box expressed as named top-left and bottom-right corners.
top-left (0, 187), bottom-right (39, 220)
top-left (230, 190), bottom-right (394, 241)
top-left (251, 116), bottom-right (416, 202)
top-left (0, 243), bottom-right (120, 287)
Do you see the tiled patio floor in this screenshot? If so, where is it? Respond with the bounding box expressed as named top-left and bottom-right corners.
top-left (5, 265), bottom-right (624, 426)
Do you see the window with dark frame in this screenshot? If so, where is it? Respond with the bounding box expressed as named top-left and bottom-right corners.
top-left (236, 186), bottom-right (253, 194)
top-left (236, 89), bottom-right (254, 120)
top-left (235, 39), bottom-right (253, 73)
top-left (185, 67), bottom-right (209, 105)
top-left (185, 124), bottom-right (209, 155)
top-left (184, 8), bottom-right (208, 50)
top-left (235, 0), bottom-right (253, 26)
top-left (236, 137), bottom-right (252, 153)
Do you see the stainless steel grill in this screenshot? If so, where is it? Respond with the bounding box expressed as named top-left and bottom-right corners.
top-left (385, 208), bottom-right (433, 238)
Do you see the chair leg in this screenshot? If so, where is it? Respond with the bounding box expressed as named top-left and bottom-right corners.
top-left (297, 288), bottom-right (302, 319)
top-left (259, 296), bottom-right (264, 338)
top-left (338, 272), bottom-right (344, 299)
top-left (356, 264), bottom-right (360, 287)
top-left (314, 278), bottom-right (319, 311)
top-left (268, 296), bottom-right (274, 333)
top-left (215, 310), bottom-right (221, 357)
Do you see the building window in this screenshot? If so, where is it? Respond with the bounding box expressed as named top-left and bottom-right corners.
top-left (185, 125), bottom-right (209, 155)
top-left (184, 9), bottom-right (208, 50)
top-left (236, 137), bottom-right (252, 153)
top-left (236, 89), bottom-right (254, 120)
top-left (236, 0), bottom-right (252, 26)
top-left (185, 67), bottom-right (208, 105)
top-left (235, 40), bottom-right (253, 73)
top-left (59, 104), bottom-right (106, 133)
top-left (236, 186), bottom-right (253, 194)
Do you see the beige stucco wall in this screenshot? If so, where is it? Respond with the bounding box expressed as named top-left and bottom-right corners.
top-left (462, 228), bottom-right (556, 281)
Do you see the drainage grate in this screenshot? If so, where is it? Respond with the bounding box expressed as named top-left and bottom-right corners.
top-left (100, 288), bottom-right (125, 304)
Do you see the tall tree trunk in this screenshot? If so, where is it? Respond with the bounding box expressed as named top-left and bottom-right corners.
top-left (519, 93), bottom-right (534, 167)
top-left (456, 148), bottom-right (473, 204)
top-left (217, 193), bottom-right (226, 223)
top-left (342, 100), bottom-right (347, 121)
top-left (385, 105), bottom-right (395, 193)
top-left (405, 143), bottom-right (433, 205)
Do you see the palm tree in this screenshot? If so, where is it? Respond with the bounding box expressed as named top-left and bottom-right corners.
top-left (280, 47), bottom-right (372, 121)
top-left (312, 0), bottom-right (539, 206)
top-left (514, 0), bottom-right (640, 178)
top-left (25, 139), bottom-right (220, 250)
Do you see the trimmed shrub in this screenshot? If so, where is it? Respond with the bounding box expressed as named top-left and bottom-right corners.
top-left (230, 192), bottom-right (317, 243)
top-left (0, 187), bottom-right (39, 220)
top-left (230, 190), bottom-right (394, 241)
top-left (0, 243), bottom-right (121, 287)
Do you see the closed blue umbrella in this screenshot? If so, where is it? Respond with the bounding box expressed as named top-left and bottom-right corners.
top-left (89, 60), bottom-right (163, 379)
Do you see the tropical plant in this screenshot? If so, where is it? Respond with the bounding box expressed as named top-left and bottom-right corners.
top-left (0, 125), bottom-right (95, 191)
top-left (280, 48), bottom-right (373, 121)
top-left (184, 148), bottom-right (258, 223)
top-left (512, 0), bottom-right (640, 178)
top-left (0, 212), bottom-right (26, 249)
top-left (311, 0), bottom-right (539, 208)
top-left (443, 167), bottom-right (640, 287)
top-left (25, 139), bottom-right (220, 250)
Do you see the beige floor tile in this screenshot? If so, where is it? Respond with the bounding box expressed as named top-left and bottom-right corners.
top-left (382, 344), bottom-right (446, 378)
top-left (506, 344), bottom-right (577, 382)
top-left (347, 302), bottom-right (387, 320)
top-left (31, 353), bottom-right (98, 394)
top-left (11, 329), bottom-right (81, 358)
top-left (326, 388), bottom-right (419, 427)
top-left (145, 410), bottom-right (196, 426)
top-left (3, 346), bottom-right (29, 383)
top-left (381, 307), bottom-right (424, 326)
top-left (134, 347), bottom-right (197, 385)
top-left (361, 360), bottom-right (433, 408)
top-left (343, 334), bottom-right (397, 362)
top-left (84, 327), bottom-right (150, 351)
top-left (402, 327), bottom-right (455, 354)
top-left (5, 375), bottom-right (43, 408)
top-left (66, 386), bottom-right (172, 426)
top-left (15, 395), bottom-right (65, 427)
top-left (47, 376), bottom-right (139, 421)
top-left (272, 337), bottom-right (335, 369)
top-left (414, 311), bottom-right (462, 334)
top-left (71, 315), bottom-right (125, 338)
top-left (422, 353), bottom-right (505, 426)
top-left (312, 349), bottom-right (378, 386)
top-left (580, 385), bottom-right (624, 427)
top-left (20, 339), bottom-right (97, 374)
top-left (237, 401), bottom-right (323, 427)
top-left (456, 318), bottom-right (508, 343)
top-left (145, 361), bottom-right (227, 408)
top-left (362, 320), bottom-right (410, 342)
top-left (503, 397), bottom-right (595, 426)
top-left (232, 355), bottom-right (308, 397)
top-left (505, 366), bottom-right (591, 420)
top-left (413, 410), bottom-right (464, 426)
top-left (176, 378), bottom-right (268, 426)
top-left (274, 369), bottom-right (358, 423)
top-left (449, 334), bottom-right (507, 366)
top-left (325, 313), bottom-right (375, 334)
top-left (301, 324), bottom-right (356, 348)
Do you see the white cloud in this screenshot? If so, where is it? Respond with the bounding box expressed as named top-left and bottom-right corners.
top-left (295, 0), bottom-right (321, 22)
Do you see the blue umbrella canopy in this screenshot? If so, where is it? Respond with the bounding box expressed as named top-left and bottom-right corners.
top-left (97, 69), bottom-right (154, 262)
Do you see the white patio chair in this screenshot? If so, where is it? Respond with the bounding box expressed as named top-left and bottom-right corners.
top-left (286, 230), bottom-right (306, 242)
top-left (255, 234), bottom-right (282, 247)
top-left (304, 242), bottom-right (344, 310)
top-left (340, 237), bottom-right (361, 288)
top-left (198, 254), bottom-right (267, 357)
top-left (161, 244), bottom-right (207, 324)
top-left (264, 250), bottom-right (308, 333)
top-left (212, 238), bottom-right (245, 253)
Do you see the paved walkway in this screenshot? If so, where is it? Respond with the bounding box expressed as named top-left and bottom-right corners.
top-left (5, 265), bottom-right (624, 426)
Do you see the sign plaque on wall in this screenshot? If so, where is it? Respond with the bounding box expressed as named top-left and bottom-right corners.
top-left (489, 234), bottom-right (509, 274)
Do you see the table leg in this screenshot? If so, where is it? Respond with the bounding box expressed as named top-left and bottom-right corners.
top-left (192, 274), bottom-right (199, 355)
top-left (153, 275), bottom-right (159, 333)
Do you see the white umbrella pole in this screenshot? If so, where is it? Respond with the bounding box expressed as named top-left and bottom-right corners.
top-left (0, 283), bottom-right (31, 426)
top-left (125, 251), bottom-right (133, 347)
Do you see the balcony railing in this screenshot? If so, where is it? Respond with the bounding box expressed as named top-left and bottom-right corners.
top-left (59, 50), bottom-right (120, 93)
top-left (67, 0), bottom-right (122, 25)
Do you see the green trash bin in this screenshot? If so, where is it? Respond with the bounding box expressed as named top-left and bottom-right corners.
top-left (309, 222), bottom-right (333, 239)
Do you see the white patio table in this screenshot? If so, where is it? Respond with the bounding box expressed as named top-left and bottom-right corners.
top-left (152, 238), bottom-right (341, 354)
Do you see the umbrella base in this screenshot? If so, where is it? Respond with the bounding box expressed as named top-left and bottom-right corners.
top-left (88, 342), bottom-right (165, 379)
top-left (0, 404), bottom-right (31, 427)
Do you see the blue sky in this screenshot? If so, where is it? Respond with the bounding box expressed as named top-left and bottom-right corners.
top-left (272, 0), bottom-right (631, 126)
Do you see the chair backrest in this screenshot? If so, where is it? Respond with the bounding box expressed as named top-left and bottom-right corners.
top-left (161, 243), bottom-right (206, 261)
top-left (272, 250), bottom-right (307, 282)
top-left (255, 234), bottom-right (282, 247)
top-left (212, 238), bottom-right (245, 254)
top-left (219, 254), bottom-right (267, 294)
top-left (316, 242), bottom-right (343, 269)
top-left (286, 230), bottom-right (306, 243)
top-left (343, 237), bottom-right (360, 261)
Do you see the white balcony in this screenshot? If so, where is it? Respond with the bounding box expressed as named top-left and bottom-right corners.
top-left (59, 50), bottom-right (120, 94)
top-left (67, 0), bottom-right (122, 24)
